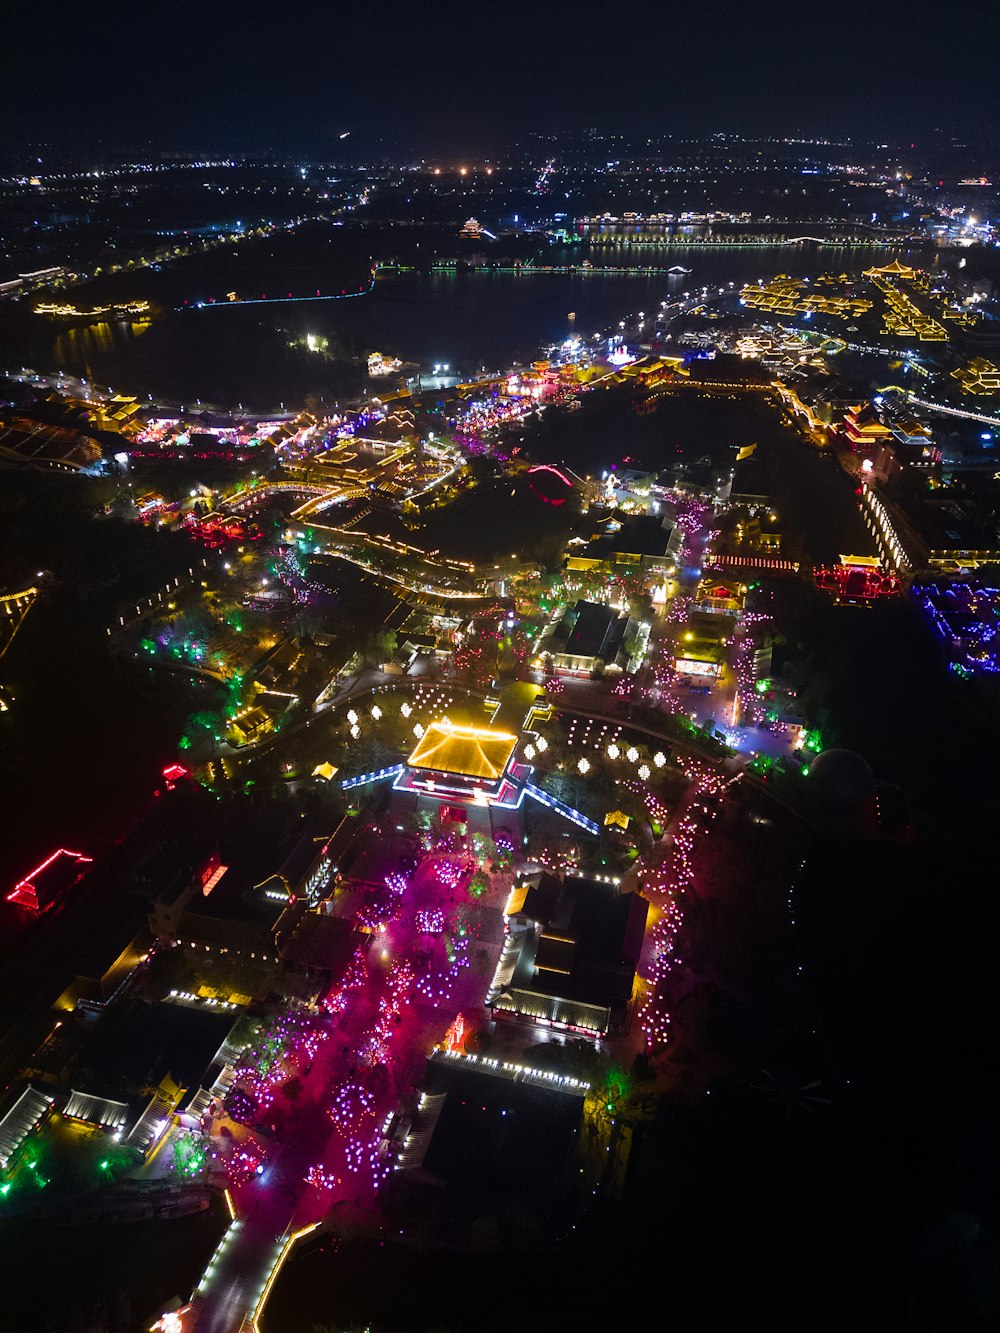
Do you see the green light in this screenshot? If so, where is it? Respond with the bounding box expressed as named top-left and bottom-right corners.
top-left (99, 1159), bottom-right (109, 1170)
top-left (0, 1182), bottom-right (11, 1196)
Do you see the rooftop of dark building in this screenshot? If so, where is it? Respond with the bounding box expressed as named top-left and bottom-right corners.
top-left (76, 999), bottom-right (235, 1100)
top-left (560, 600), bottom-right (630, 662)
top-left (514, 874), bottom-right (649, 1008)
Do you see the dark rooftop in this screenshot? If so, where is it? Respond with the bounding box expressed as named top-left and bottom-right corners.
top-left (80, 999), bottom-right (235, 1098)
top-left (512, 874), bottom-right (648, 1009)
top-left (561, 600), bottom-right (630, 662)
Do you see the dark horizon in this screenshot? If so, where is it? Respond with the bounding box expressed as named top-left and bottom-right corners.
top-left (5, 0), bottom-right (998, 158)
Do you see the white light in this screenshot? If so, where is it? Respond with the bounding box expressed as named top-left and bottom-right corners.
top-left (400, 702), bottom-right (411, 717)
top-left (347, 709), bottom-right (358, 725)
top-left (578, 757), bottom-right (590, 775)
top-left (536, 736), bottom-right (548, 752)
top-left (524, 743), bottom-right (536, 760)
top-left (638, 763), bottom-right (651, 781)
top-left (607, 743), bottom-right (620, 760)
top-left (371, 705), bottom-right (382, 720)
top-left (654, 751), bottom-right (666, 767)
top-left (626, 746), bottom-right (639, 764)
top-left (413, 723), bottom-right (424, 738)
top-left (350, 725), bottom-right (360, 739)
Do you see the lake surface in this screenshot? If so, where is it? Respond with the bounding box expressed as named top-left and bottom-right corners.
top-left (14, 240), bottom-right (927, 409)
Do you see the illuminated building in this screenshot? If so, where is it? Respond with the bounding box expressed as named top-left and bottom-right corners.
top-left (951, 357), bottom-right (1000, 396)
top-left (488, 872), bottom-right (648, 1036)
top-left (864, 267), bottom-right (948, 342)
top-left (6, 848), bottom-right (93, 911)
top-left (0, 419), bottom-right (102, 471)
top-left (33, 300), bottom-right (151, 319)
top-left (813, 557), bottom-right (901, 603)
top-left (888, 415), bottom-right (933, 448)
top-left (285, 433), bottom-right (457, 510)
top-left (395, 717), bottom-right (525, 838)
top-left (857, 440), bottom-right (900, 484)
top-left (544, 600), bottom-right (643, 676)
top-left (570, 513), bottom-right (683, 575)
top-left (147, 842), bottom-right (233, 942)
top-left (774, 381), bottom-right (828, 439)
top-left (374, 688), bottom-right (598, 838)
top-left (692, 576), bottom-right (745, 616)
top-left (674, 637), bottom-right (725, 679)
top-left (842, 404), bottom-right (894, 450)
top-left (862, 260), bottom-right (919, 281)
top-left (367, 351), bottom-right (403, 377)
top-left (0, 1087), bottom-right (54, 1169)
top-left (740, 275), bottom-right (872, 321)
top-left (228, 704), bottom-right (275, 746)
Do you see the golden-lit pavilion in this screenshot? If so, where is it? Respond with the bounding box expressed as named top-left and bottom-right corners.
top-left (407, 717), bottom-right (519, 785)
top-left (952, 357), bottom-right (1000, 396)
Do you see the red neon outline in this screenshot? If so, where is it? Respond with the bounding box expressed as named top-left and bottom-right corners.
top-left (6, 848), bottom-right (93, 909)
top-left (527, 464), bottom-right (573, 487)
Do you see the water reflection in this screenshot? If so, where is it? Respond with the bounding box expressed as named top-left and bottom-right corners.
top-left (32, 241), bottom-right (926, 400)
top-left (51, 319), bottom-right (150, 375)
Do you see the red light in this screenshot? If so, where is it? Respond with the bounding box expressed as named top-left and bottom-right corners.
top-left (162, 763), bottom-right (190, 784)
top-left (6, 848), bottom-right (93, 910)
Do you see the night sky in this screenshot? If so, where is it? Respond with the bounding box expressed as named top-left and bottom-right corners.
top-left (5, 0), bottom-right (998, 154)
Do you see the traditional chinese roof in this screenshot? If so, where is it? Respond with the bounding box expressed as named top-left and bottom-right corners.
top-left (407, 717), bottom-right (518, 781)
top-left (864, 259), bottom-right (918, 277)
